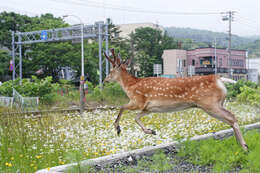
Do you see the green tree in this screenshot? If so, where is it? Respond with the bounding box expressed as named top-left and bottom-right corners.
top-left (0, 12), bottom-right (133, 85)
top-left (25, 42), bottom-right (77, 82)
top-left (0, 50), bottom-right (11, 81)
top-left (0, 11), bottom-right (33, 49)
top-left (0, 12), bottom-right (71, 82)
top-left (131, 27), bottom-right (177, 77)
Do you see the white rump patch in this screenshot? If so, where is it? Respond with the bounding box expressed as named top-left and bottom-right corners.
top-left (217, 79), bottom-right (227, 95)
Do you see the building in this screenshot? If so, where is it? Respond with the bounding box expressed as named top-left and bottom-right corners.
top-left (162, 48), bottom-right (247, 80)
top-left (118, 23), bottom-right (164, 39)
top-left (248, 58), bottom-right (260, 83)
top-left (248, 58), bottom-right (260, 73)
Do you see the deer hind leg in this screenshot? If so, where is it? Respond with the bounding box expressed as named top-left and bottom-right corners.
top-left (201, 105), bottom-right (248, 151)
top-left (114, 102), bottom-right (137, 135)
top-left (135, 111), bottom-right (156, 135)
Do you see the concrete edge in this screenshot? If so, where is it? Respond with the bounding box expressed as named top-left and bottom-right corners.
top-left (36, 121), bottom-right (260, 173)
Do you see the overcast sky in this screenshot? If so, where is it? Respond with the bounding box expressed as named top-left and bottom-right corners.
top-left (1, 0), bottom-right (260, 36)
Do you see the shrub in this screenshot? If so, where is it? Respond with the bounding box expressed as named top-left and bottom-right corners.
top-left (225, 79), bottom-right (257, 98)
top-left (237, 86), bottom-right (260, 106)
top-left (92, 85), bottom-right (103, 100)
top-left (87, 83), bottom-right (128, 104)
top-left (103, 82), bottom-right (126, 98)
top-left (0, 76), bottom-right (59, 104)
top-left (85, 80), bottom-right (94, 93)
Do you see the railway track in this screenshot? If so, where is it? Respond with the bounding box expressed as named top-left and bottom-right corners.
top-left (0, 106), bottom-right (118, 117)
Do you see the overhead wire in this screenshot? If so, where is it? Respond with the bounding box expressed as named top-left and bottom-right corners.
top-left (52, 0), bottom-right (221, 16)
top-left (236, 14), bottom-right (260, 27)
top-left (235, 18), bottom-right (260, 31)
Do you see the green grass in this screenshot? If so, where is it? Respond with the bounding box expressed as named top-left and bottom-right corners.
top-left (178, 129), bottom-right (260, 172)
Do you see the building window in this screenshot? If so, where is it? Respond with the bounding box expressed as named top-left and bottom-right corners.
top-left (192, 59), bottom-right (195, 66)
top-left (219, 58), bottom-right (222, 67)
top-left (183, 60), bottom-right (186, 67)
top-left (230, 59), bottom-right (244, 67)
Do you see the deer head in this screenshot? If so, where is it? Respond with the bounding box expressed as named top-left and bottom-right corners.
top-left (103, 49), bottom-right (132, 83)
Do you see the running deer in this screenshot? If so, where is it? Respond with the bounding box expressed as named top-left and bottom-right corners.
top-left (104, 49), bottom-right (248, 151)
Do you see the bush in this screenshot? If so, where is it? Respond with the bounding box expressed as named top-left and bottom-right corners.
top-left (87, 83), bottom-right (128, 104)
top-left (225, 79), bottom-right (257, 98)
top-left (0, 76), bottom-right (59, 104)
top-left (237, 86), bottom-right (260, 106)
top-left (103, 82), bottom-right (126, 98)
top-left (85, 80), bottom-right (94, 93)
top-left (92, 85), bottom-right (103, 100)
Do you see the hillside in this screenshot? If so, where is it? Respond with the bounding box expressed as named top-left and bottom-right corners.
top-left (165, 27), bottom-right (260, 58)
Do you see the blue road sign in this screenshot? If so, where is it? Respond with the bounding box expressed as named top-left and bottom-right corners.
top-left (40, 30), bottom-right (48, 40)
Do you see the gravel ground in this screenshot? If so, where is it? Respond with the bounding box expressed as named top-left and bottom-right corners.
top-left (92, 150), bottom-right (244, 173)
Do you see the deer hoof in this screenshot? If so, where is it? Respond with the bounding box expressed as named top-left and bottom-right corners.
top-left (146, 129), bottom-right (156, 135)
top-left (116, 126), bottom-right (121, 136)
top-left (151, 130), bottom-right (157, 135)
top-left (244, 144), bottom-right (249, 152)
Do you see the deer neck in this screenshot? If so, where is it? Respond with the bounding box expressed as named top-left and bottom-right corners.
top-left (118, 70), bottom-right (137, 91)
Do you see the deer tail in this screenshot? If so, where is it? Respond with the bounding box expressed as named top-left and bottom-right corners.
top-left (220, 77), bottom-right (237, 84)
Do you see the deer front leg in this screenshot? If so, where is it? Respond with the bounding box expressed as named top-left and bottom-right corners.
top-left (114, 102), bottom-right (137, 135)
top-left (135, 111), bottom-right (156, 135)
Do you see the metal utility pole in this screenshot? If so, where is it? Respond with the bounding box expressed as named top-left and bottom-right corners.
top-left (105, 22), bottom-right (109, 77)
top-left (228, 11), bottom-right (232, 78)
top-left (222, 11), bottom-right (236, 78)
top-left (97, 21), bottom-right (104, 88)
top-left (18, 33), bottom-right (22, 84)
top-left (214, 38), bottom-right (217, 74)
top-left (12, 31), bottom-right (15, 81)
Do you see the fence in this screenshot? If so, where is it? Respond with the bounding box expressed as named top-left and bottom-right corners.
top-left (13, 89), bottom-right (39, 111)
top-left (0, 96), bottom-right (13, 107)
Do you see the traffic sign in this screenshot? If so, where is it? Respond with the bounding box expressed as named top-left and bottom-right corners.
top-left (153, 64), bottom-right (162, 75)
top-left (40, 30), bottom-right (48, 40)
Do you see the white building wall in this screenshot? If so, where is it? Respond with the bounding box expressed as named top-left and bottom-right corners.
top-left (162, 49), bottom-right (187, 77)
top-left (118, 23), bottom-right (164, 39)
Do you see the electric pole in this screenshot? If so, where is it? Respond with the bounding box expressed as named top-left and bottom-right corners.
top-left (222, 11), bottom-right (236, 78)
top-left (214, 37), bottom-right (217, 74)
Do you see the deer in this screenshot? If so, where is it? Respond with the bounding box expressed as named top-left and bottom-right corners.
top-left (103, 49), bottom-right (248, 151)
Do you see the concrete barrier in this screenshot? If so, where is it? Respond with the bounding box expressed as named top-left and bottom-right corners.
top-left (36, 121), bottom-right (260, 173)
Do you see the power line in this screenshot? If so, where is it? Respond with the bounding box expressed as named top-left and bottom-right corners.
top-left (235, 19), bottom-right (260, 31)
top-left (236, 14), bottom-right (260, 27)
top-left (53, 0), bottom-right (221, 16)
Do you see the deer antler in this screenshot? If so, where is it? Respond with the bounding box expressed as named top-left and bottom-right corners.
top-left (104, 48), bottom-right (133, 67)
top-left (110, 49), bottom-right (120, 66)
top-left (103, 50), bottom-right (114, 64)
top-left (103, 48), bottom-right (120, 67)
